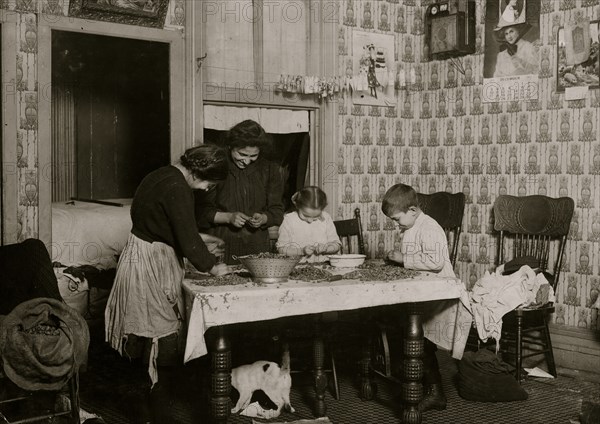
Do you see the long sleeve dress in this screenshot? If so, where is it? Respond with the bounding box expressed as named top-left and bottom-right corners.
top-left (195, 157), bottom-right (284, 264)
top-left (493, 39), bottom-right (539, 77)
top-left (105, 165), bottom-right (217, 385)
top-left (276, 211), bottom-right (342, 263)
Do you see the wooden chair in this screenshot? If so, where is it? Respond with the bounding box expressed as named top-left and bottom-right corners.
top-left (270, 210), bottom-right (368, 401)
top-left (417, 192), bottom-right (466, 267)
top-left (372, 192), bottom-right (466, 381)
top-left (334, 208), bottom-right (365, 255)
top-left (297, 207), bottom-right (366, 400)
top-left (484, 194), bottom-right (575, 382)
top-left (267, 226), bottom-right (280, 253)
top-left (0, 372), bottom-right (80, 424)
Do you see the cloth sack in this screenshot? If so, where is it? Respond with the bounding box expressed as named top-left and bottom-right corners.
top-left (56, 267), bottom-right (90, 318)
top-left (458, 349), bottom-right (528, 402)
top-left (0, 298), bottom-right (89, 390)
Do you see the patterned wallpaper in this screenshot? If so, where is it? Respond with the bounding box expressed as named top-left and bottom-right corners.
top-left (2, 0), bottom-right (598, 331)
top-left (2, 0), bottom-right (185, 241)
top-left (335, 0), bottom-right (600, 330)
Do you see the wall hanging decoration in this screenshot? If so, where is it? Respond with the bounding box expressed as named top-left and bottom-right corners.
top-left (274, 75), bottom-right (341, 101)
top-left (424, 0), bottom-right (476, 61)
top-left (482, 0), bottom-right (541, 102)
top-left (557, 19), bottom-right (599, 92)
top-left (351, 30), bottom-right (396, 107)
top-left (69, 0), bottom-right (170, 28)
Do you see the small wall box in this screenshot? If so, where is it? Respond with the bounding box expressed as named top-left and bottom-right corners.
top-left (425, 0), bottom-right (476, 60)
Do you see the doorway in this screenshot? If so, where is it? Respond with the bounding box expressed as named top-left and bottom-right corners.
top-left (204, 129), bottom-right (309, 212)
top-left (51, 31), bottom-right (170, 201)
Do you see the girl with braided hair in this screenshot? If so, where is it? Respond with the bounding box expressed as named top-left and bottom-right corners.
top-left (105, 144), bottom-right (229, 423)
top-left (195, 120), bottom-right (285, 264)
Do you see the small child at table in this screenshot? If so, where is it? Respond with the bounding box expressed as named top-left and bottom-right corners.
top-left (276, 186), bottom-right (342, 263)
top-left (381, 183), bottom-right (454, 412)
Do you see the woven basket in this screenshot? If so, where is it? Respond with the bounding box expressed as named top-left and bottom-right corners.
top-left (234, 255), bottom-right (301, 283)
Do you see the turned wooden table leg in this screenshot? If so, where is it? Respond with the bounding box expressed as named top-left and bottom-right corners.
top-left (402, 303), bottom-right (424, 424)
top-left (313, 320), bottom-right (328, 417)
top-left (359, 321), bottom-right (375, 400)
top-left (211, 327), bottom-right (231, 424)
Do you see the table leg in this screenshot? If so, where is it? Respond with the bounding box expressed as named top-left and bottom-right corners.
top-left (313, 320), bottom-right (327, 417)
top-left (402, 303), bottom-right (424, 424)
top-left (210, 327), bottom-right (231, 424)
top-left (359, 322), bottom-right (375, 400)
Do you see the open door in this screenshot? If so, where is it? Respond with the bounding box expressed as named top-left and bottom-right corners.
top-left (51, 30), bottom-right (171, 202)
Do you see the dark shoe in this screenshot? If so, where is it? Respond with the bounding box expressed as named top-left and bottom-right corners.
top-left (418, 383), bottom-right (447, 412)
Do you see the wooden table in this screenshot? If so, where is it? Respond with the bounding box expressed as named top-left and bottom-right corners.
top-left (183, 273), bottom-right (464, 424)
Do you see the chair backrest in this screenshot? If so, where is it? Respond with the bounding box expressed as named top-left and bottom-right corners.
top-left (268, 226), bottom-right (280, 253)
top-left (334, 208), bottom-right (365, 255)
top-left (417, 192), bottom-right (466, 267)
top-left (493, 195), bottom-right (575, 289)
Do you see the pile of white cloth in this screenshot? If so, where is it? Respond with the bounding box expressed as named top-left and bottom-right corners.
top-left (469, 265), bottom-right (555, 349)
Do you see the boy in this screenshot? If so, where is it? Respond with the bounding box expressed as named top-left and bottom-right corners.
top-left (381, 183), bottom-right (463, 412)
top-left (382, 184), bottom-right (454, 278)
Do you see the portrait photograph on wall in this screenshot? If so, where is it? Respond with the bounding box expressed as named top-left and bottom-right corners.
top-left (557, 20), bottom-right (600, 92)
top-left (482, 0), bottom-right (541, 102)
top-left (351, 31), bottom-right (396, 107)
top-left (69, 0), bottom-right (170, 28)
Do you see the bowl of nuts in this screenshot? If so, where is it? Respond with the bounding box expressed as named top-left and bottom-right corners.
top-left (233, 253), bottom-right (301, 283)
top-left (328, 254), bottom-right (366, 268)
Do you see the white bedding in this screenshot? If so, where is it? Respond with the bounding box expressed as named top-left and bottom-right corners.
top-left (51, 200), bottom-right (133, 269)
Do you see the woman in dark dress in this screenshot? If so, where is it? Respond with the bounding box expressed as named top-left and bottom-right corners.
top-left (105, 144), bottom-right (229, 423)
top-left (196, 120), bottom-right (285, 264)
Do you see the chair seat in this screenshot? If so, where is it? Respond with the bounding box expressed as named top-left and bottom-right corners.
top-left (511, 304), bottom-right (555, 316)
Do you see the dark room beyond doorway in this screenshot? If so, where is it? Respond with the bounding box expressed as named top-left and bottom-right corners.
top-left (51, 31), bottom-right (170, 202)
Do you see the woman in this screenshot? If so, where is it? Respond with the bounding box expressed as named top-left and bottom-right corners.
top-left (493, 22), bottom-right (539, 77)
top-left (196, 120), bottom-right (284, 264)
top-left (105, 144), bottom-right (229, 423)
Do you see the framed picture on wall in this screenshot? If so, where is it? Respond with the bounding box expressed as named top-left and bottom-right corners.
top-left (351, 31), bottom-right (397, 107)
top-left (557, 20), bottom-right (600, 92)
top-left (69, 0), bottom-right (170, 28)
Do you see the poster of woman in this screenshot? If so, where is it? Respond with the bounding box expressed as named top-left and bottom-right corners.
top-left (352, 31), bottom-right (396, 106)
top-left (483, 0), bottom-right (541, 102)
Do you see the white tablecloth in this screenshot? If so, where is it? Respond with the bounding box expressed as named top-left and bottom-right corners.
top-left (182, 273), bottom-right (465, 363)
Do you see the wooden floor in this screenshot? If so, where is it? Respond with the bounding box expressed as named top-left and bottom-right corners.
top-left (73, 331), bottom-right (600, 424)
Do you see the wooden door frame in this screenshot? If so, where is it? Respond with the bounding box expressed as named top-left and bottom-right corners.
top-left (1, 13), bottom-right (18, 244)
top-left (37, 17), bottom-right (185, 246)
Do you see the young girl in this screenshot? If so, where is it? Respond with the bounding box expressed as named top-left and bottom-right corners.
top-left (276, 186), bottom-right (342, 263)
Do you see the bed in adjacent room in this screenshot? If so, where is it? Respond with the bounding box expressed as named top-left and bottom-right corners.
top-left (51, 199), bottom-right (133, 320)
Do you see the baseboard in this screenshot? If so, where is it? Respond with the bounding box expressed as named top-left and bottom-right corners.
top-left (549, 324), bottom-right (600, 382)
